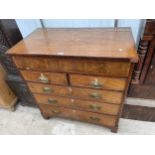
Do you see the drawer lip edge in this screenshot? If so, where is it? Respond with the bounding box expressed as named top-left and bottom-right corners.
top-left (9, 54), bottom-right (134, 62)
top-left (23, 80), bottom-right (68, 86)
top-left (69, 73), bottom-right (127, 80)
top-left (20, 69), bottom-right (67, 75)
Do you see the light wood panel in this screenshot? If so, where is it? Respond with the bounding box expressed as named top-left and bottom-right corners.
top-left (0, 64), bottom-right (17, 110)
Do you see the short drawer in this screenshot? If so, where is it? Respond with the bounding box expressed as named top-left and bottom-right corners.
top-left (27, 82), bottom-right (71, 96)
top-left (20, 70), bottom-right (67, 85)
top-left (70, 74), bottom-right (126, 91)
top-left (34, 94), bottom-right (120, 115)
top-left (13, 56), bottom-right (130, 77)
top-left (71, 87), bottom-right (123, 104)
top-left (39, 104), bottom-right (117, 127)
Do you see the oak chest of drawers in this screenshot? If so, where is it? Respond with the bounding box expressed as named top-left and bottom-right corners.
top-left (7, 28), bottom-right (138, 132)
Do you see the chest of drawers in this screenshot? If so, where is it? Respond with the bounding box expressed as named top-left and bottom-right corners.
top-left (7, 28), bottom-right (138, 132)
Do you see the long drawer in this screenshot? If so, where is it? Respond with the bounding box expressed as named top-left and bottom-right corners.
top-left (70, 74), bottom-right (126, 91)
top-left (39, 104), bottom-right (117, 127)
top-left (13, 56), bottom-right (130, 77)
top-left (34, 94), bottom-right (120, 115)
top-left (28, 82), bottom-right (123, 104)
top-left (21, 70), bottom-right (68, 85)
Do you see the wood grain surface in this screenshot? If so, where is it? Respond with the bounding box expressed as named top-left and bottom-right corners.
top-left (34, 94), bottom-right (120, 115)
top-left (0, 64), bottom-right (17, 109)
top-left (70, 74), bottom-right (126, 91)
top-left (27, 82), bottom-right (70, 96)
top-left (7, 28), bottom-right (138, 62)
top-left (71, 87), bottom-right (123, 104)
top-left (20, 70), bottom-right (68, 85)
top-left (13, 56), bottom-right (131, 77)
top-left (39, 104), bottom-right (117, 127)
top-left (7, 28), bottom-right (138, 132)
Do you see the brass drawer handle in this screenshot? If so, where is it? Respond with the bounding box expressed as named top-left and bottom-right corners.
top-left (48, 98), bottom-right (58, 104)
top-left (89, 92), bottom-right (102, 99)
top-left (52, 110), bottom-right (60, 114)
top-left (90, 79), bottom-right (103, 89)
top-left (38, 73), bottom-right (49, 83)
top-left (90, 116), bottom-right (100, 122)
top-left (89, 104), bottom-right (101, 110)
top-left (43, 87), bottom-right (53, 93)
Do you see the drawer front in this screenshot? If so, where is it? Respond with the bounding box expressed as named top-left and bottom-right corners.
top-left (20, 70), bottom-right (67, 85)
top-left (27, 83), bottom-right (71, 96)
top-left (39, 104), bottom-right (117, 127)
top-left (34, 94), bottom-right (120, 115)
top-left (70, 74), bottom-right (126, 91)
top-left (13, 56), bottom-right (130, 77)
top-left (71, 87), bottom-right (123, 104)
top-left (26, 83), bottom-right (123, 104)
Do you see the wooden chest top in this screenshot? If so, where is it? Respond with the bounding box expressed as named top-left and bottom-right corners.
top-left (7, 28), bottom-right (138, 62)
